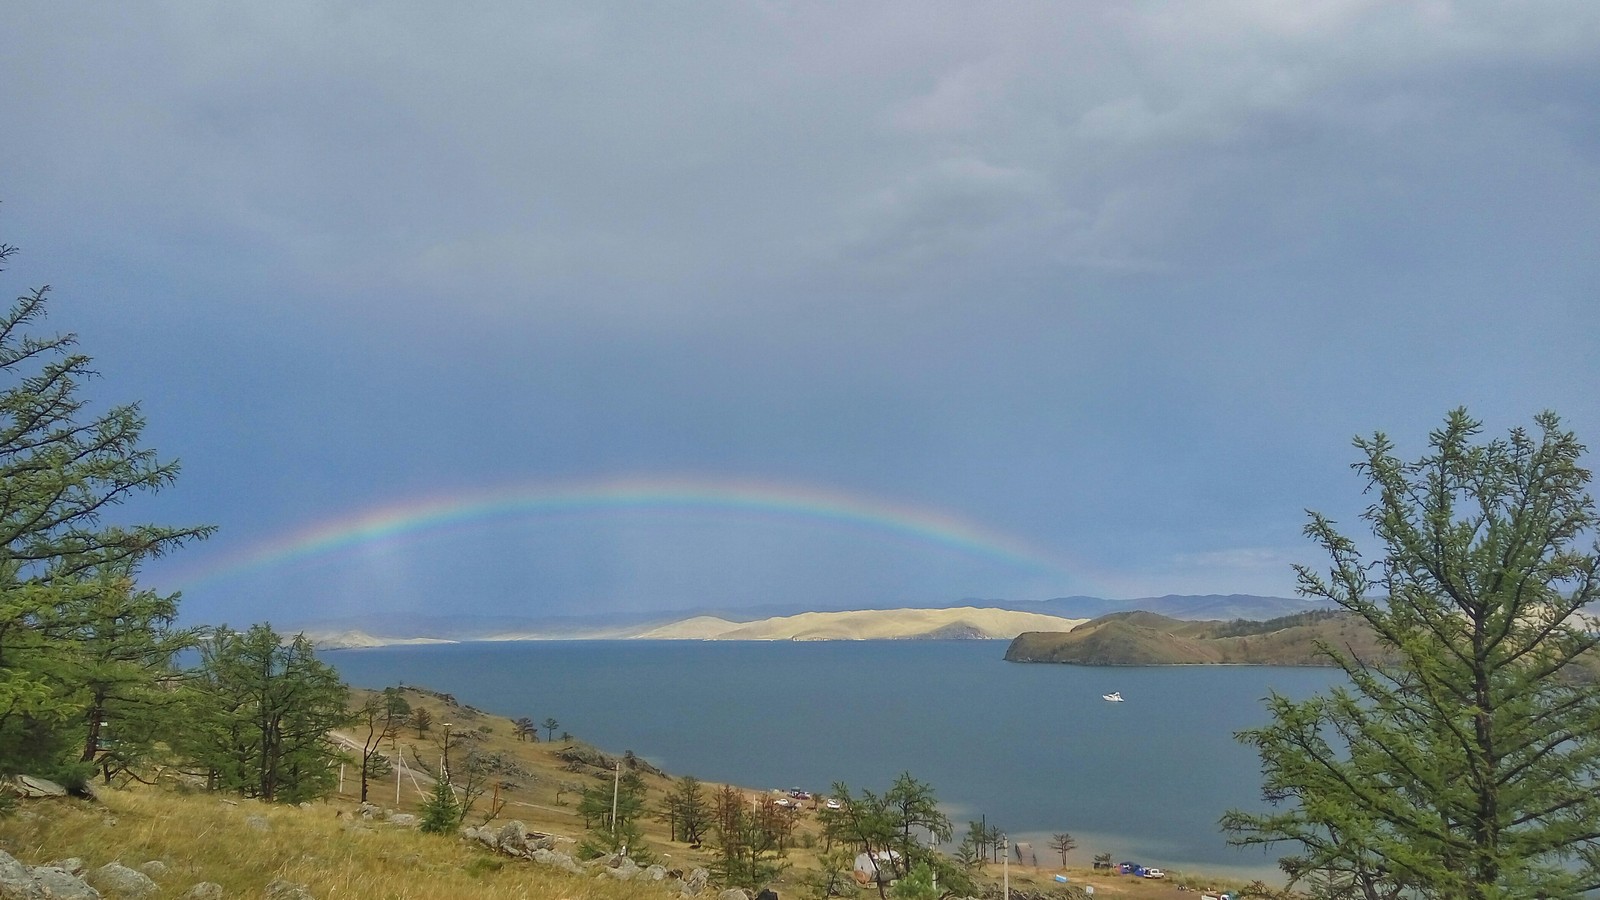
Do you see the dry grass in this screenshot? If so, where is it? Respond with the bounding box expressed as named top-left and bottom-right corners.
top-left (0, 789), bottom-right (1244, 900)
top-left (0, 787), bottom-right (670, 899)
top-left (0, 685), bottom-right (1256, 899)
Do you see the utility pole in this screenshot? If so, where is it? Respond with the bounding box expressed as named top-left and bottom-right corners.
top-left (611, 758), bottom-right (621, 838)
top-left (1002, 832), bottom-right (1009, 900)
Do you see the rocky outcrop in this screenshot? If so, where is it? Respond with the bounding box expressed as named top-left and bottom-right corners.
top-left (530, 848), bottom-right (585, 876)
top-left (29, 867), bottom-right (100, 899)
top-left (351, 804), bottom-right (418, 829)
top-left (601, 856), bottom-right (641, 881)
top-left (556, 745), bottom-right (614, 771)
top-left (668, 868), bottom-right (711, 897)
top-left (0, 847), bottom-right (318, 900)
top-left (0, 849), bottom-right (47, 900)
top-left (460, 820), bottom-right (559, 859)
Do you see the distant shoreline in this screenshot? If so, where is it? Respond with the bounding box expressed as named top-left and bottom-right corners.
top-left (302, 605), bottom-right (1089, 649)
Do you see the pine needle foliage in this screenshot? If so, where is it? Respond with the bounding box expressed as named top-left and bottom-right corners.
top-left (1223, 410), bottom-right (1600, 900)
top-left (0, 242), bottom-right (212, 783)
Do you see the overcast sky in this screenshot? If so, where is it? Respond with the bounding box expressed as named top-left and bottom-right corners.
top-left (4, 2), bottom-right (1598, 626)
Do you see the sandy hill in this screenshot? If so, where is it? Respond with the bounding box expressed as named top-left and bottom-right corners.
top-left (629, 615), bottom-right (743, 639)
top-left (633, 607), bottom-right (1087, 641)
top-left (1005, 609), bottom-right (1394, 665)
top-left (304, 630), bottom-right (458, 650)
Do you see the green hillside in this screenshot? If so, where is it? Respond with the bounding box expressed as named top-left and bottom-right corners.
top-left (1004, 609), bottom-right (1397, 666)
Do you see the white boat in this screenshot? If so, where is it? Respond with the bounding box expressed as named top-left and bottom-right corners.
top-left (1102, 691), bottom-right (1124, 702)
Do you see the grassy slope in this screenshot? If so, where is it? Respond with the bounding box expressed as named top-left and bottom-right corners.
top-left (0, 685), bottom-right (1257, 898)
top-left (1005, 610), bottom-right (1397, 666)
top-left (0, 788), bottom-right (654, 900)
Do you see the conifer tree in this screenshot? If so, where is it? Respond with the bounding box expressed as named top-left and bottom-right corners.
top-left (0, 241), bottom-right (211, 783)
top-left (710, 786), bottom-right (787, 891)
top-left (577, 767), bottom-right (651, 859)
top-left (418, 769), bottom-right (461, 834)
top-left (71, 568), bottom-right (199, 781)
top-left (1224, 410), bottom-right (1600, 899)
top-left (181, 624), bottom-right (351, 803)
top-left (822, 775), bottom-right (955, 899)
top-left (659, 774), bottom-right (711, 844)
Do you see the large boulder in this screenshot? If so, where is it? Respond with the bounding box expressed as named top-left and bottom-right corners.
top-left (603, 857), bottom-right (640, 881)
top-left (87, 863), bottom-right (156, 899)
top-left (28, 867), bottom-right (99, 899)
top-left (671, 867), bottom-right (711, 897)
top-left (0, 849), bottom-right (44, 900)
top-left (12, 776), bottom-right (66, 799)
top-left (529, 849), bottom-right (585, 876)
top-left (494, 821), bottom-right (542, 856)
top-left (461, 825), bottom-right (499, 852)
top-left (718, 890), bottom-right (750, 900)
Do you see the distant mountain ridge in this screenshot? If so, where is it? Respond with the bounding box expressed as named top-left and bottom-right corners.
top-left (1004, 609), bottom-right (1390, 666)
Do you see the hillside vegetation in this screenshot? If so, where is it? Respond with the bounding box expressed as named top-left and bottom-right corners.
top-left (0, 788), bottom-right (657, 900)
top-left (1004, 609), bottom-right (1396, 666)
top-left (0, 686), bottom-right (1234, 900)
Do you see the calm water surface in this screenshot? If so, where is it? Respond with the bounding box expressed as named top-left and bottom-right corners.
top-left (328, 640), bottom-right (1340, 879)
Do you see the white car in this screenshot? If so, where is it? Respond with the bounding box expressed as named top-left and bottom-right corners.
top-left (824, 798), bottom-right (844, 810)
top-left (1143, 868), bottom-right (1165, 879)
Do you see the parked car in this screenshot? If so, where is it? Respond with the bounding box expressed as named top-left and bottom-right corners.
top-left (824, 797), bottom-right (844, 810)
top-left (1143, 868), bottom-right (1165, 879)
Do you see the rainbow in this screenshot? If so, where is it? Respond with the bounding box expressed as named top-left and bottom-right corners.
top-left (166, 476), bottom-right (1081, 590)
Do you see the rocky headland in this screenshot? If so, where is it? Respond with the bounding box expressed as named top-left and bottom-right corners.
top-left (1004, 609), bottom-right (1392, 666)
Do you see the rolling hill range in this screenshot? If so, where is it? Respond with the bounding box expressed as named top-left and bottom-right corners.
top-left (626, 606), bottom-right (1088, 641)
top-left (294, 594), bottom-right (1317, 648)
top-left (307, 607), bottom-right (1088, 647)
top-left (1004, 609), bottom-right (1395, 666)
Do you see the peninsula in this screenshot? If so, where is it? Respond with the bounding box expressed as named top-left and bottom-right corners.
top-left (1004, 609), bottom-right (1391, 666)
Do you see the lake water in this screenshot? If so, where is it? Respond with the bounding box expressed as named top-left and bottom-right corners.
top-left (327, 640), bottom-right (1341, 880)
